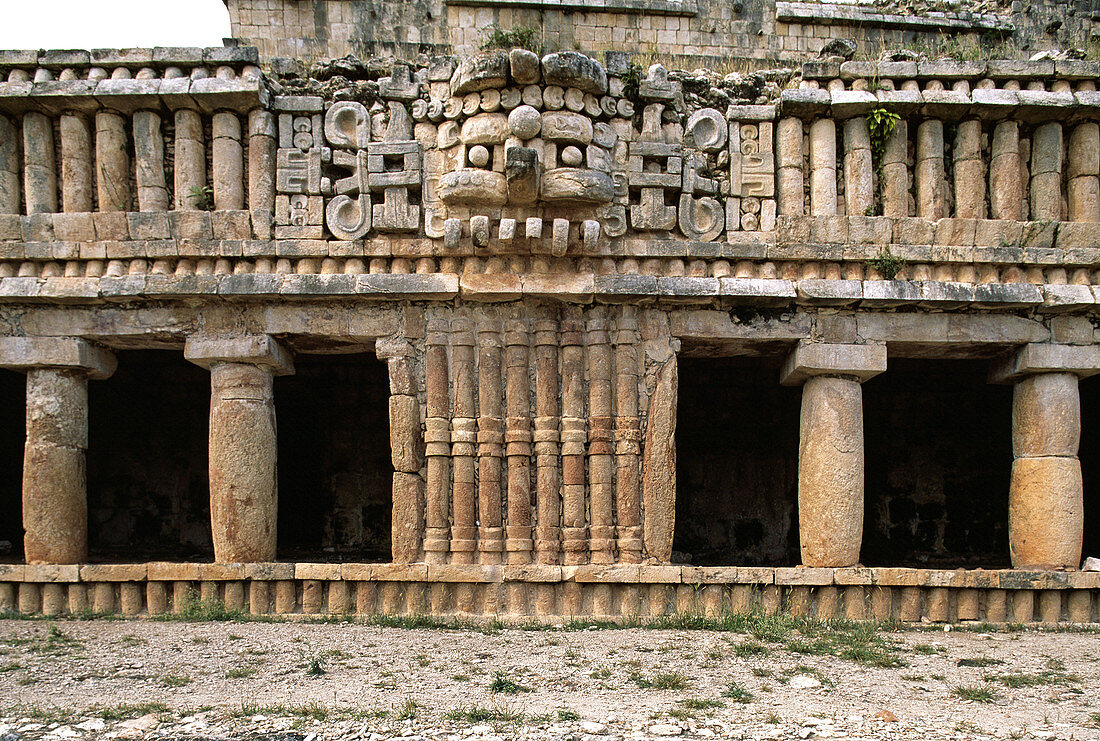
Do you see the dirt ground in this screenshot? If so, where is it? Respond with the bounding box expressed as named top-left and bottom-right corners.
top-left (0, 617), bottom-right (1097, 740)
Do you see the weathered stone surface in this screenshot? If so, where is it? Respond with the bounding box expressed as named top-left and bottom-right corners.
top-left (540, 111), bottom-right (593, 144)
top-left (798, 375), bottom-right (864, 568)
top-left (506, 146), bottom-right (539, 204)
top-left (0, 337), bottom-right (116, 378)
top-left (1012, 373), bottom-right (1080, 458)
top-left (642, 358), bottom-right (676, 563)
top-left (185, 334), bottom-right (294, 375)
top-left (541, 52), bottom-right (607, 95)
top-left (780, 340), bottom-right (886, 385)
top-left (392, 472), bottom-right (423, 564)
top-left (509, 48), bottom-right (540, 84)
top-left (1009, 456), bottom-right (1083, 568)
top-left (540, 168), bottom-right (613, 203)
top-left (451, 51), bottom-right (509, 95)
top-left (507, 105), bottom-right (541, 139)
top-left (438, 169), bottom-right (508, 206)
top-left (459, 113), bottom-right (508, 145)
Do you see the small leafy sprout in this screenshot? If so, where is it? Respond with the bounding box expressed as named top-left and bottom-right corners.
top-left (189, 185), bottom-right (214, 211)
top-left (868, 246), bottom-right (905, 280)
top-left (480, 24), bottom-right (541, 53)
top-left (722, 681), bottom-right (755, 704)
top-left (489, 671), bottom-right (531, 694)
top-left (306, 655), bottom-right (326, 676)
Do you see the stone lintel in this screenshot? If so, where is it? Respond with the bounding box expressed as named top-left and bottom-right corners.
top-left (779, 340), bottom-right (887, 386)
top-left (0, 336), bottom-right (116, 379)
top-left (184, 334), bottom-right (294, 375)
top-left (990, 343), bottom-right (1100, 383)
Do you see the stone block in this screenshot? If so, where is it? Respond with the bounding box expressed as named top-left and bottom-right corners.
top-left (991, 342), bottom-right (1100, 383)
top-left (973, 283), bottom-right (1043, 308)
top-left (372, 563), bottom-right (428, 581)
top-left (775, 567), bottom-right (833, 586)
top-left (1040, 285), bottom-right (1094, 312)
top-left (503, 565), bottom-right (563, 582)
top-left (23, 564), bottom-right (79, 582)
top-left (212, 210), bottom-right (253, 239)
top-left (295, 563), bottom-right (341, 580)
top-left (565, 565), bottom-right (642, 583)
top-left (126, 212), bottom-right (170, 240)
top-left (426, 564), bottom-right (502, 583)
top-left (184, 334), bottom-right (294, 375)
top-left (0, 336), bottom-right (115, 378)
top-left (451, 51), bottom-right (508, 95)
top-left (795, 279), bottom-right (862, 305)
top-left (541, 51), bottom-right (607, 94)
top-left (146, 562), bottom-right (200, 581)
top-left (359, 273), bottom-right (459, 299)
top-left (80, 564), bottom-right (146, 582)
top-left (52, 213), bottom-right (95, 242)
top-left (780, 339), bottom-right (886, 385)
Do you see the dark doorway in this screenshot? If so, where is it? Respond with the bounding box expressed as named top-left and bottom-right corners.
top-left (862, 359), bottom-right (1012, 568)
top-left (674, 356), bottom-right (801, 566)
top-left (87, 350), bottom-right (212, 561)
top-left (1078, 375), bottom-right (1100, 563)
top-left (274, 354), bottom-right (392, 561)
top-left (0, 371), bottom-right (24, 562)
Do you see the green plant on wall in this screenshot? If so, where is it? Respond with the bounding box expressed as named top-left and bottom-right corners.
top-left (865, 106), bottom-right (900, 216)
top-left (188, 185), bottom-right (214, 211)
top-left (480, 24), bottom-right (541, 53)
top-left (868, 246), bottom-right (905, 280)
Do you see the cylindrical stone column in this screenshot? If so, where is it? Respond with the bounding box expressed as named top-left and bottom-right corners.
top-left (503, 320), bottom-right (532, 564)
top-left (174, 109), bottom-right (206, 210)
top-left (1068, 122), bottom-right (1099, 222)
top-left (59, 114), bottom-right (94, 213)
top-left (95, 111), bottom-right (130, 212)
top-left (798, 375), bottom-right (864, 567)
top-left (954, 119), bottom-right (986, 219)
top-left (587, 310), bottom-right (615, 564)
top-left (0, 114), bottom-right (20, 214)
top-left (1009, 373), bottom-right (1084, 569)
top-left (614, 309), bottom-right (642, 563)
top-left (450, 319), bottom-right (478, 563)
top-left (843, 117), bottom-right (873, 216)
top-left (809, 118), bottom-right (837, 216)
top-left (23, 369), bottom-right (88, 564)
top-left (477, 321), bottom-right (504, 564)
top-left (23, 112), bottom-right (58, 214)
top-left (133, 110), bottom-right (169, 212)
top-left (423, 320), bottom-right (451, 563)
top-left (382, 344), bottom-right (423, 564)
top-left (776, 117), bottom-right (804, 216)
top-left (560, 310), bottom-right (587, 565)
top-left (248, 109), bottom-right (276, 213)
top-left (916, 119), bottom-right (945, 220)
top-left (881, 119), bottom-right (908, 218)
top-left (990, 121), bottom-right (1023, 221)
top-left (533, 318), bottom-right (561, 564)
top-left (1030, 122), bottom-right (1063, 221)
top-left (208, 363), bottom-right (278, 562)
top-left (212, 111), bottom-right (245, 211)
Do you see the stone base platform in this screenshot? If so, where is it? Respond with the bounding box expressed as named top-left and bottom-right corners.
top-left (1, 564), bottom-right (1098, 624)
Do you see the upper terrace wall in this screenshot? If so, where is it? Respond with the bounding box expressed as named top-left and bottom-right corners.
top-left (224, 0), bottom-right (1084, 68)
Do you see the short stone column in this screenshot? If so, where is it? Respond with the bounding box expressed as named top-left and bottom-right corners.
top-left (185, 335), bottom-right (294, 563)
top-left (0, 338), bottom-right (116, 564)
top-left (781, 341), bottom-right (887, 568)
top-left (992, 344), bottom-right (1100, 569)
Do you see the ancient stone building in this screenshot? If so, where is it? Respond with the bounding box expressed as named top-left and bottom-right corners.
top-left (1, 1), bottom-right (1100, 623)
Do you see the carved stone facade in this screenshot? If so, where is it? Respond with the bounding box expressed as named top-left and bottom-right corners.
top-left (0, 44), bottom-right (1099, 623)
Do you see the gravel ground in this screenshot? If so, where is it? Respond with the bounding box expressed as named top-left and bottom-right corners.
top-left (0, 618), bottom-right (1097, 740)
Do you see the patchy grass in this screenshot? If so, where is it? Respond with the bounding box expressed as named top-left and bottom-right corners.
top-left (722, 681), bottom-right (755, 704)
top-left (958, 657), bottom-right (1004, 668)
top-left (630, 670), bottom-right (691, 690)
top-left (225, 666), bottom-right (259, 679)
top-left (489, 672), bottom-right (532, 695)
top-left (953, 685), bottom-right (999, 703)
top-left (160, 674), bottom-right (191, 687)
top-left (443, 703), bottom-right (524, 725)
top-left (678, 698), bottom-right (725, 711)
top-left (983, 670), bottom-right (1081, 689)
top-left (96, 702), bottom-right (170, 721)
top-left (732, 640), bottom-right (770, 658)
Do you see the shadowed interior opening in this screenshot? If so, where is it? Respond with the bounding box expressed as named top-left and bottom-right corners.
top-left (674, 356), bottom-right (801, 566)
top-left (862, 358), bottom-right (1012, 568)
top-left (87, 350), bottom-right (211, 562)
top-left (0, 371), bottom-right (24, 562)
top-left (1077, 375), bottom-right (1100, 563)
top-left (275, 353), bottom-right (392, 562)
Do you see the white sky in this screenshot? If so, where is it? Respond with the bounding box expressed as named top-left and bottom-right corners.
top-left (0, 1), bottom-right (232, 50)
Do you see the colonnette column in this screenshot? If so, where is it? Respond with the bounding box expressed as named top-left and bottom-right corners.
top-left (781, 341), bottom-right (886, 567)
top-left (377, 336), bottom-right (424, 563)
top-left (992, 344), bottom-right (1099, 569)
top-left (0, 338), bottom-right (116, 564)
top-left (185, 335), bottom-right (294, 563)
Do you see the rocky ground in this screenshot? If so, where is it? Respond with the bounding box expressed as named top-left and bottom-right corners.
top-left (0, 617), bottom-right (1097, 740)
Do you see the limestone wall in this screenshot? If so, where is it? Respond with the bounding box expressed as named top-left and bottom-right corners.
top-left (225, 0), bottom-right (1087, 68)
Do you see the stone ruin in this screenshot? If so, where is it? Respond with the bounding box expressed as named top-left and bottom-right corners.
top-left (0, 24), bottom-right (1099, 624)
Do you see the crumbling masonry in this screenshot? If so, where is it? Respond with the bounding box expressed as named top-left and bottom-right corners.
top-left (2, 18), bottom-right (1100, 622)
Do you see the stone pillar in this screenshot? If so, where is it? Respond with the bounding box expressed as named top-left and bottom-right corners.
top-left (954, 119), bottom-right (986, 220)
top-left (808, 118), bottom-right (837, 216)
top-left (377, 336), bottom-right (423, 564)
top-left (248, 109), bottom-right (276, 213)
top-left (23, 112), bottom-right (58, 214)
top-left (503, 320), bottom-right (532, 564)
top-left (0, 338), bottom-right (116, 564)
top-left (587, 310), bottom-right (615, 564)
top-left (614, 309), bottom-right (643, 563)
top-left (450, 319), bottom-right (477, 563)
top-left (881, 119), bottom-right (908, 218)
top-left (0, 114), bottom-right (20, 214)
top-left (776, 117), bottom-right (804, 216)
top-left (991, 344), bottom-right (1100, 569)
top-left (477, 320), bottom-right (504, 564)
top-left (1068, 122), bottom-right (1099, 222)
top-left (423, 320), bottom-right (451, 563)
top-left (990, 121), bottom-right (1023, 221)
top-left (95, 111), bottom-right (131, 212)
top-left (781, 341), bottom-right (887, 568)
top-left (1031, 122), bottom-right (1063, 221)
top-left (174, 109), bottom-right (205, 210)
top-left (185, 335), bottom-right (294, 563)
top-left (212, 112), bottom-right (245, 210)
top-left (59, 114), bottom-right (94, 213)
top-left (133, 110), bottom-right (169, 212)
top-left (560, 309), bottom-right (587, 565)
top-left (915, 119), bottom-right (945, 220)
top-left (843, 117), bottom-right (873, 216)
top-left (533, 317), bottom-right (561, 564)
